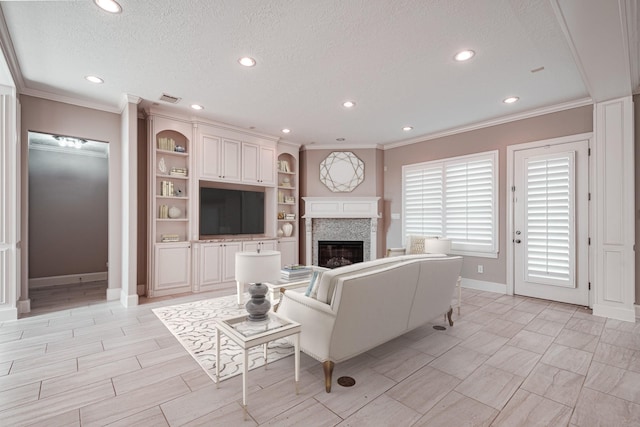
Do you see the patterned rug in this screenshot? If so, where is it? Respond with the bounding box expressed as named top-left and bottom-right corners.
top-left (153, 294), bottom-right (293, 383)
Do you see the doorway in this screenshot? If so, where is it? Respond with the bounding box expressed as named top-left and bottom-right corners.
top-left (27, 131), bottom-right (109, 312)
top-left (508, 134), bottom-right (591, 306)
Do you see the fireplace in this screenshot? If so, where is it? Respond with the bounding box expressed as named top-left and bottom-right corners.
top-left (318, 240), bottom-right (364, 268)
top-left (303, 197), bottom-right (381, 266)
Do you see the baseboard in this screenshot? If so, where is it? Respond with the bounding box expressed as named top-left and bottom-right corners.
top-left (29, 272), bottom-right (108, 288)
top-left (461, 278), bottom-right (506, 295)
top-left (635, 305), bottom-right (640, 318)
top-left (120, 291), bottom-right (139, 307)
top-left (17, 299), bottom-right (31, 314)
top-left (593, 303), bottom-right (636, 322)
top-left (0, 306), bottom-right (18, 321)
top-left (106, 287), bottom-right (121, 301)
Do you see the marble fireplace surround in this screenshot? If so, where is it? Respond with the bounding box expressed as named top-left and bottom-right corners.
top-left (302, 197), bottom-right (381, 266)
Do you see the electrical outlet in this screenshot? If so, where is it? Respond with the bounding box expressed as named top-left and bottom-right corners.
top-left (477, 265), bottom-right (484, 274)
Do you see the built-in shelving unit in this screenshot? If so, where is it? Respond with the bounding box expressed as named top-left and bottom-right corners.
top-left (276, 146), bottom-right (300, 265)
top-left (147, 115), bottom-right (193, 297)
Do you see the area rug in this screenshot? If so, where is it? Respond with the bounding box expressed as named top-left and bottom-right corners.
top-left (152, 294), bottom-right (293, 383)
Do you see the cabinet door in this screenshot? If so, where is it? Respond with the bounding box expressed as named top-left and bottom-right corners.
top-left (278, 240), bottom-right (297, 266)
top-left (154, 243), bottom-right (191, 295)
top-left (221, 139), bottom-right (241, 182)
top-left (259, 145), bottom-right (276, 185)
top-left (242, 241), bottom-right (260, 252)
top-left (222, 242), bottom-right (242, 282)
top-left (241, 142), bottom-right (259, 183)
top-left (200, 135), bottom-right (221, 179)
top-left (261, 239), bottom-right (278, 251)
top-left (200, 244), bottom-right (222, 286)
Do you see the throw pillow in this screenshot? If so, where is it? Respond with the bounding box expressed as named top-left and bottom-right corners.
top-left (309, 271), bottom-right (323, 299)
top-left (305, 271), bottom-right (321, 297)
top-left (408, 235), bottom-right (425, 254)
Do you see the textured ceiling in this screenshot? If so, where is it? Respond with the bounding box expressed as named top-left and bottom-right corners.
top-left (0, 0), bottom-right (636, 147)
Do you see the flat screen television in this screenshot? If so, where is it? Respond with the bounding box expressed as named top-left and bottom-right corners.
top-left (199, 187), bottom-right (265, 236)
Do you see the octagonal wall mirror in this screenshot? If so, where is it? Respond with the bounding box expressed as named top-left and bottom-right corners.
top-left (320, 151), bottom-right (365, 192)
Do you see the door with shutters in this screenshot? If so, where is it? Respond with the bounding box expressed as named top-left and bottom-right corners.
top-left (513, 139), bottom-right (589, 306)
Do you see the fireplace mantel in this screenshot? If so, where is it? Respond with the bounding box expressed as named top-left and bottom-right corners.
top-left (302, 197), bottom-right (381, 265)
top-left (302, 197), bottom-right (381, 219)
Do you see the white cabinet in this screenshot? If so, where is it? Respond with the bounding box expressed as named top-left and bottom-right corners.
top-left (241, 142), bottom-right (276, 186)
top-left (194, 241), bottom-right (241, 292)
top-left (242, 239), bottom-right (278, 253)
top-left (153, 243), bottom-right (191, 297)
top-left (200, 135), bottom-right (241, 182)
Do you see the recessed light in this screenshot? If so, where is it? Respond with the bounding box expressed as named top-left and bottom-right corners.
top-left (94, 0), bottom-right (122, 14)
top-left (282, 128), bottom-right (291, 134)
top-left (190, 104), bottom-right (204, 110)
top-left (454, 50), bottom-right (475, 62)
top-left (85, 75), bottom-right (104, 84)
top-left (343, 101), bottom-right (356, 108)
top-left (503, 96), bottom-right (519, 104)
top-left (336, 138), bottom-right (345, 141)
top-left (238, 57), bottom-right (256, 67)
top-left (403, 126), bottom-right (413, 131)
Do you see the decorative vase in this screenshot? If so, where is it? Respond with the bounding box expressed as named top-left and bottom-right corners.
top-left (168, 206), bottom-right (181, 218)
top-left (245, 283), bottom-right (271, 321)
top-left (282, 222), bottom-right (293, 237)
top-left (277, 228), bottom-right (284, 237)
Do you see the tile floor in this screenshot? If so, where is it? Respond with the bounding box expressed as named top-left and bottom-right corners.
top-left (2, 282), bottom-right (640, 426)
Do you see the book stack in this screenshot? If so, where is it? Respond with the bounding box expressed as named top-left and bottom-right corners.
top-left (160, 181), bottom-right (174, 196)
top-left (281, 264), bottom-right (311, 280)
top-left (158, 137), bottom-right (176, 151)
top-left (161, 234), bottom-right (180, 242)
top-left (170, 167), bottom-right (188, 177)
top-left (159, 204), bottom-right (169, 218)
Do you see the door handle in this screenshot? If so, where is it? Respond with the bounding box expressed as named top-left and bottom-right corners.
top-left (515, 239), bottom-right (521, 244)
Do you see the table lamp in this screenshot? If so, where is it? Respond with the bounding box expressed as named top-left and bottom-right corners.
top-left (235, 250), bottom-right (281, 321)
top-left (424, 237), bottom-right (452, 254)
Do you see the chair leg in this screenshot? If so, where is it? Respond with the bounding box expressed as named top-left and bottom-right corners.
top-left (322, 361), bottom-right (334, 393)
top-left (447, 307), bottom-right (454, 326)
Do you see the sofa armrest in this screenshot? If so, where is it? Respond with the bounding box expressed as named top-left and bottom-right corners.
top-left (277, 289), bottom-right (336, 362)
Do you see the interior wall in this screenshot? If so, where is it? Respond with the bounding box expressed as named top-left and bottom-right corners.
top-left (383, 105), bottom-right (593, 286)
top-left (634, 94), bottom-right (640, 304)
top-left (20, 95), bottom-right (121, 293)
top-left (300, 148), bottom-right (384, 261)
top-left (28, 147), bottom-right (108, 278)
top-left (137, 117), bottom-right (147, 288)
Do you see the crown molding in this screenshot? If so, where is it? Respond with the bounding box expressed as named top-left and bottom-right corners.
top-left (301, 143), bottom-right (383, 151)
top-left (382, 97), bottom-right (593, 151)
top-left (21, 87), bottom-right (122, 114)
top-left (0, 5), bottom-right (24, 90)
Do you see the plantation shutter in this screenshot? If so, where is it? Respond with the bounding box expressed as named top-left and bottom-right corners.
top-left (525, 153), bottom-right (574, 287)
top-left (445, 156), bottom-right (496, 254)
top-left (402, 151), bottom-right (498, 257)
top-left (403, 165), bottom-right (443, 236)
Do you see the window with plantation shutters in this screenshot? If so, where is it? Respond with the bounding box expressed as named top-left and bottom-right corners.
top-left (525, 153), bottom-right (574, 287)
top-left (402, 151), bottom-right (498, 257)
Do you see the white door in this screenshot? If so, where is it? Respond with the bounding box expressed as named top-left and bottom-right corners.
top-left (513, 139), bottom-right (589, 306)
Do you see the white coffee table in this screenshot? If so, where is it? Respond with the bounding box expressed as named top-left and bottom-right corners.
top-left (215, 312), bottom-right (301, 413)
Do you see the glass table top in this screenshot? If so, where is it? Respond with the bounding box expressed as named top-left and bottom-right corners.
top-left (223, 313), bottom-right (294, 338)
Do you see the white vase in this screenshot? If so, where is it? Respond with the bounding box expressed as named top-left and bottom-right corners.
top-left (168, 206), bottom-right (181, 218)
top-left (282, 222), bottom-right (293, 237)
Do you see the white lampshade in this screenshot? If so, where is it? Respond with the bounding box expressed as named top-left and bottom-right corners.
top-left (235, 250), bottom-right (281, 284)
top-left (424, 237), bottom-right (452, 254)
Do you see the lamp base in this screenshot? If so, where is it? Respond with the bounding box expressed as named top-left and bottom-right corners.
top-left (245, 283), bottom-right (271, 322)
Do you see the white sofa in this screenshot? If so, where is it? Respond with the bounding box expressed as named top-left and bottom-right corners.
top-left (276, 254), bottom-right (463, 392)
